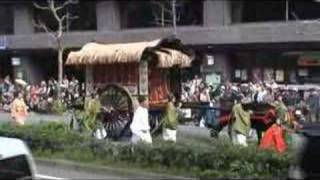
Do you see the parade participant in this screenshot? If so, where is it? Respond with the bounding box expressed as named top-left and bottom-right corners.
top-left (11, 91), bottom-right (28, 126)
top-left (84, 93), bottom-right (101, 131)
top-left (229, 96), bottom-right (252, 147)
top-left (259, 95), bottom-right (290, 153)
top-left (130, 96), bottom-right (152, 144)
top-left (162, 94), bottom-right (179, 142)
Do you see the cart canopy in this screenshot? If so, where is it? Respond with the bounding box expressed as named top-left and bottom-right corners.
top-left (65, 38), bottom-right (193, 68)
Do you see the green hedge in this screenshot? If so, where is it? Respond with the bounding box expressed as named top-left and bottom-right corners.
top-left (0, 122), bottom-right (293, 179)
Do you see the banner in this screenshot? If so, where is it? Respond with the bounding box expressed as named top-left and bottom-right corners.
top-left (298, 58), bottom-right (320, 66)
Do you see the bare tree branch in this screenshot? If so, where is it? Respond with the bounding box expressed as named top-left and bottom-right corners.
top-left (61, 14), bottom-right (68, 23)
top-left (32, 19), bottom-right (57, 40)
top-left (151, 0), bottom-right (164, 7)
top-left (32, 0), bottom-right (79, 94)
top-left (33, 2), bottom-right (50, 11)
top-left (67, 14), bottom-right (79, 21)
top-left (56, 0), bottom-right (79, 11)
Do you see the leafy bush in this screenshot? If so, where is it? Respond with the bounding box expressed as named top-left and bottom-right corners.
top-left (0, 122), bottom-right (293, 178)
top-left (51, 100), bottom-right (67, 115)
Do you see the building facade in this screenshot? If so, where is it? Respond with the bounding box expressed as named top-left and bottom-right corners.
top-left (1, 0), bottom-right (320, 84)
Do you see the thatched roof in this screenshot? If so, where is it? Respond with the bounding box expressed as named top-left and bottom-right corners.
top-left (65, 38), bottom-right (193, 68)
top-left (155, 48), bottom-right (192, 68)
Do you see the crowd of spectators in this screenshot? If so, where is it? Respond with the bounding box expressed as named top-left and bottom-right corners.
top-left (0, 75), bottom-right (85, 112)
top-left (181, 75), bottom-right (320, 123)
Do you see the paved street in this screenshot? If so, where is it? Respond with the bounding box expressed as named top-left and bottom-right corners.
top-left (35, 162), bottom-right (130, 179)
top-left (35, 159), bottom-right (192, 180)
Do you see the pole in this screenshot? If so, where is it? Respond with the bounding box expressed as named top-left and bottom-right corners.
top-left (285, 0), bottom-right (289, 21)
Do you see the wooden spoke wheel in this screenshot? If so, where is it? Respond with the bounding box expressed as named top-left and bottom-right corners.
top-left (99, 84), bottom-right (133, 140)
top-left (149, 109), bottom-right (163, 135)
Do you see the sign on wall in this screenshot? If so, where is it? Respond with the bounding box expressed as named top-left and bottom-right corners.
top-left (207, 55), bottom-right (215, 66)
top-left (275, 69), bottom-right (284, 82)
top-left (139, 60), bottom-right (148, 96)
top-left (11, 57), bottom-right (21, 66)
top-left (298, 58), bottom-right (320, 66)
top-left (0, 36), bottom-right (7, 50)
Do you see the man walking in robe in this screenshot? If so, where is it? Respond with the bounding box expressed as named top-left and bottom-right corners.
top-left (162, 94), bottom-right (179, 142)
top-left (229, 96), bottom-right (252, 147)
top-left (130, 96), bottom-right (152, 144)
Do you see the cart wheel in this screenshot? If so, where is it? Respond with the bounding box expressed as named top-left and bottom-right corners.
top-left (149, 111), bottom-right (163, 135)
top-left (99, 84), bottom-right (134, 140)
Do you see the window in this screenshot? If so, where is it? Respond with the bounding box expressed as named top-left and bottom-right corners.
top-left (289, 0), bottom-right (320, 20)
top-left (67, 1), bottom-right (97, 31)
top-left (238, 0), bottom-right (320, 23)
top-left (0, 4), bottom-right (14, 34)
top-left (241, 0), bottom-right (286, 22)
top-left (120, 0), bottom-right (203, 28)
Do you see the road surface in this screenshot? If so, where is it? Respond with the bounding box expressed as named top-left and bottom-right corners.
top-left (34, 159), bottom-right (191, 180)
top-left (35, 162), bottom-right (128, 179)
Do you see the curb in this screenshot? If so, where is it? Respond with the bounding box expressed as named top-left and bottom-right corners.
top-left (35, 158), bottom-right (194, 179)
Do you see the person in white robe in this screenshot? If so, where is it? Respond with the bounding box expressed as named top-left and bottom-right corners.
top-left (130, 96), bottom-right (152, 144)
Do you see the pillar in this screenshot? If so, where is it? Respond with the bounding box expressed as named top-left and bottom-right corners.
top-left (11, 55), bottom-right (40, 84)
top-left (96, 1), bottom-right (121, 31)
top-left (231, 1), bottom-right (243, 23)
top-left (13, 4), bottom-right (34, 34)
top-left (203, 0), bottom-right (231, 26)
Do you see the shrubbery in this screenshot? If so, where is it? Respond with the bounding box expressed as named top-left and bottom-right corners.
top-left (0, 122), bottom-right (293, 179)
top-left (51, 100), bottom-right (67, 115)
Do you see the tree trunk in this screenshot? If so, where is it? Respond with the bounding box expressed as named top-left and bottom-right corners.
top-left (171, 0), bottom-right (177, 36)
top-left (57, 47), bottom-right (63, 96)
top-left (161, 3), bottom-right (164, 27)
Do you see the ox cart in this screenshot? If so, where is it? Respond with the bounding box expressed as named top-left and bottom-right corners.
top-left (65, 37), bottom-right (193, 139)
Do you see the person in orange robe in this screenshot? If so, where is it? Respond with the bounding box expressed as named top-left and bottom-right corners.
top-left (11, 91), bottom-right (29, 126)
top-left (259, 95), bottom-right (301, 153)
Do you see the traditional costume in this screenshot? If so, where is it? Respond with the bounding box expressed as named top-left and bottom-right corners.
top-left (230, 101), bottom-right (251, 147)
top-left (130, 106), bottom-right (152, 144)
top-left (162, 102), bottom-right (178, 142)
top-left (11, 98), bottom-right (28, 126)
top-left (259, 100), bottom-right (289, 153)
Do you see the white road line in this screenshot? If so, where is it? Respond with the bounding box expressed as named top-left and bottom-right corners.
top-left (35, 174), bottom-right (65, 180)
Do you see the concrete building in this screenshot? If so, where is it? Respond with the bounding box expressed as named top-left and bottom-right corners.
top-left (1, 0), bottom-right (320, 84)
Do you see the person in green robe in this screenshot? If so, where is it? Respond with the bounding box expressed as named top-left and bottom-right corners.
top-left (83, 93), bottom-right (101, 132)
top-left (274, 96), bottom-right (288, 124)
top-left (162, 94), bottom-right (179, 142)
top-left (229, 97), bottom-right (252, 147)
